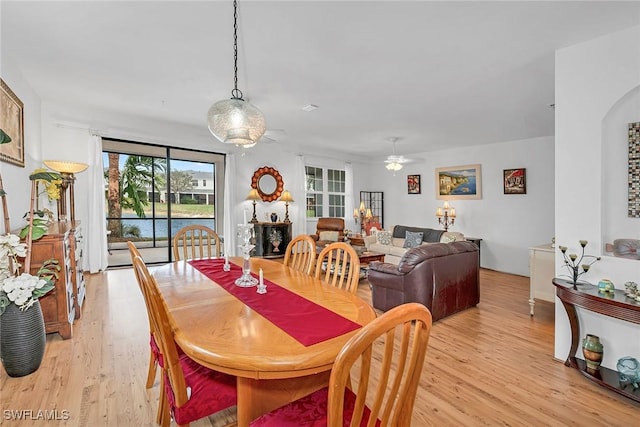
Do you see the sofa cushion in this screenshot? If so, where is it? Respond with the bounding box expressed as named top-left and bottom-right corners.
top-left (393, 225), bottom-right (444, 243)
top-left (369, 243), bottom-right (392, 254)
top-left (392, 237), bottom-right (405, 247)
top-left (441, 234), bottom-right (457, 243)
top-left (376, 230), bottom-right (392, 245)
top-left (318, 231), bottom-right (339, 242)
top-left (389, 246), bottom-right (408, 257)
top-left (403, 231), bottom-right (423, 249)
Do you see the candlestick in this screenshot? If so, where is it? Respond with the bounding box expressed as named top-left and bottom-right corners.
top-left (235, 223), bottom-right (258, 287)
top-left (257, 268), bottom-right (267, 294)
top-left (223, 253), bottom-right (230, 272)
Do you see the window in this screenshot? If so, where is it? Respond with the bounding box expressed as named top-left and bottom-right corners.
top-left (103, 139), bottom-right (224, 267)
top-left (305, 166), bottom-right (345, 218)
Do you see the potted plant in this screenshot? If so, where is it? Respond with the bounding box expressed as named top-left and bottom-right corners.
top-left (0, 168), bottom-right (61, 377)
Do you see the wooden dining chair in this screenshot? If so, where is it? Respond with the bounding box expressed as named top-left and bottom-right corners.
top-left (249, 302), bottom-right (433, 427)
top-left (127, 241), bottom-right (160, 391)
top-left (283, 234), bottom-right (317, 275)
top-left (315, 242), bottom-right (361, 294)
top-left (131, 254), bottom-right (237, 427)
top-left (172, 224), bottom-right (221, 261)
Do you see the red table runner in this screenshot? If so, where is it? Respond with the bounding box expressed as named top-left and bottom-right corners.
top-left (188, 259), bottom-right (363, 346)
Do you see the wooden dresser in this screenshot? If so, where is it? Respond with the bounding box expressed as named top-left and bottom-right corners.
top-left (29, 221), bottom-right (85, 339)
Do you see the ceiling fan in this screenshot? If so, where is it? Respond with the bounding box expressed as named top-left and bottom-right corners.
top-left (384, 137), bottom-right (413, 172)
top-left (259, 129), bottom-right (286, 144)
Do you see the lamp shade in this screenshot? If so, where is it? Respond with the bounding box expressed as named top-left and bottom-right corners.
top-left (279, 190), bottom-right (294, 203)
top-left (246, 188), bottom-right (262, 201)
top-left (43, 160), bottom-right (89, 174)
top-left (207, 98), bottom-right (266, 147)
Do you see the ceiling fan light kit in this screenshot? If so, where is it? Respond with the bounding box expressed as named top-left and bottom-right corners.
top-left (207, 0), bottom-right (266, 148)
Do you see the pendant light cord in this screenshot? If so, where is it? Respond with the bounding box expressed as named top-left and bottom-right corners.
top-left (231, 0), bottom-right (243, 100)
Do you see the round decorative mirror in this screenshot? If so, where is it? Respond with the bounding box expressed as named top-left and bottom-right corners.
top-left (251, 166), bottom-right (284, 202)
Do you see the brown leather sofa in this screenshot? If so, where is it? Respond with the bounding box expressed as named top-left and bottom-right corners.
top-left (311, 217), bottom-right (346, 246)
top-left (367, 241), bottom-right (479, 321)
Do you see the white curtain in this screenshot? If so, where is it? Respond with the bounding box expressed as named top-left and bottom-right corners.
top-left (85, 134), bottom-right (109, 273)
top-left (223, 153), bottom-right (237, 256)
top-left (292, 155), bottom-right (306, 236)
top-left (344, 162), bottom-right (357, 232)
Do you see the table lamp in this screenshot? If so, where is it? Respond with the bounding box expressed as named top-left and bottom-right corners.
top-left (279, 190), bottom-right (294, 223)
top-left (43, 160), bottom-right (89, 222)
top-left (246, 188), bottom-right (261, 223)
top-left (436, 201), bottom-right (456, 231)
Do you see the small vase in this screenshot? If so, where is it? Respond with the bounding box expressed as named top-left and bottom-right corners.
top-left (0, 300), bottom-right (46, 377)
top-left (270, 213), bottom-right (278, 223)
top-left (582, 334), bottom-right (604, 374)
top-left (272, 241), bottom-right (281, 253)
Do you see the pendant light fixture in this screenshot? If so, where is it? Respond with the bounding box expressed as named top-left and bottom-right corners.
top-left (384, 137), bottom-right (404, 172)
top-left (207, 0), bottom-right (266, 148)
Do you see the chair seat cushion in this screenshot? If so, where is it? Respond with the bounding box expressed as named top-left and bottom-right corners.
top-left (151, 334), bottom-right (184, 368)
top-left (249, 386), bottom-right (380, 427)
top-left (166, 353), bottom-right (237, 425)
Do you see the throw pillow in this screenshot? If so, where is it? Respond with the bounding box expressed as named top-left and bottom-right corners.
top-left (442, 234), bottom-right (457, 243)
top-left (403, 231), bottom-right (423, 249)
top-left (318, 231), bottom-right (339, 242)
top-left (376, 230), bottom-right (392, 245)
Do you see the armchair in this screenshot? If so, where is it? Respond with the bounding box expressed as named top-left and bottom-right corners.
top-left (311, 217), bottom-right (346, 246)
top-left (368, 241), bottom-right (479, 321)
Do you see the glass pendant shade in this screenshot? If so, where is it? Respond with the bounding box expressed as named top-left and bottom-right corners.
top-left (207, 98), bottom-right (266, 147)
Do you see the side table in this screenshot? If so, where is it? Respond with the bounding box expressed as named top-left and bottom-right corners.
top-left (553, 278), bottom-right (640, 403)
top-left (465, 237), bottom-right (482, 263)
top-left (348, 236), bottom-right (366, 247)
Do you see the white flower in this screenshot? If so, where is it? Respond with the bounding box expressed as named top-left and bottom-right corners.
top-left (1, 273), bottom-right (47, 310)
top-left (0, 234), bottom-right (27, 258)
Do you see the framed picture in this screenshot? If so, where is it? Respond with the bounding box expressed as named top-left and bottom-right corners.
top-left (504, 168), bottom-right (526, 194)
top-left (435, 164), bottom-right (482, 200)
top-left (0, 79), bottom-right (24, 167)
top-left (407, 174), bottom-right (421, 194)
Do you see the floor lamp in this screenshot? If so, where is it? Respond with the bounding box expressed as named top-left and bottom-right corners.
top-left (44, 160), bottom-right (89, 222)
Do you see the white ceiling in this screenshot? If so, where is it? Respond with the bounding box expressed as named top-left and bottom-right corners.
top-left (2, 1), bottom-right (640, 161)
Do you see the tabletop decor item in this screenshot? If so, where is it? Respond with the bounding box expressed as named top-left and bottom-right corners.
top-left (235, 223), bottom-right (257, 287)
top-left (597, 279), bottom-right (615, 294)
top-left (582, 334), bottom-right (604, 374)
top-left (558, 240), bottom-right (601, 289)
top-left (617, 356), bottom-right (640, 389)
top-left (270, 212), bottom-right (278, 223)
top-left (623, 281), bottom-right (639, 301)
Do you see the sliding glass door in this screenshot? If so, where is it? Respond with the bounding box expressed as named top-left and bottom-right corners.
top-left (103, 140), bottom-right (224, 267)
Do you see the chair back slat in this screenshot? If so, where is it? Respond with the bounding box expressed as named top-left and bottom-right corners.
top-left (283, 234), bottom-right (316, 275)
top-left (315, 242), bottom-right (360, 294)
top-left (327, 303), bottom-right (433, 427)
top-left (131, 255), bottom-right (190, 408)
top-left (173, 225), bottom-right (221, 261)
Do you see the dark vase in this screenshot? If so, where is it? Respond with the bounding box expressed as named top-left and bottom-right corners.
top-left (270, 213), bottom-right (278, 223)
top-left (582, 334), bottom-right (604, 374)
top-left (0, 300), bottom-right (46, 377)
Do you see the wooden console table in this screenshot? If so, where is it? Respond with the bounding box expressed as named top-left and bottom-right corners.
top-left (553, 278), bottom-right (640, 402)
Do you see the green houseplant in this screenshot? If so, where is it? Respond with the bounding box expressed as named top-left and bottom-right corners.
top-left (0, 168), bottom-right (61, 377)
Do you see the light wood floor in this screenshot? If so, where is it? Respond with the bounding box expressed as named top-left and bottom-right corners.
top-left (1, 268), bottom-right (638, 426)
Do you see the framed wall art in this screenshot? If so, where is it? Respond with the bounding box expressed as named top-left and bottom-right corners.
top-left (0, 79), bottom-right (24, 167)
top-left (503, 168), bottom-right (526, 194)
top-left (435, 164), bottom-right (482, 200)
top-left (407, 174), bottom-right (421, 194)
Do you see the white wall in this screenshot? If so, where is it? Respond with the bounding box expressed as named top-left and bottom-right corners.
top-left (362, 137), bottom-right (555, 276)
top-left (0, 55), bottom-right (44, 231)
top-left (555, 25), bottom-right (640, 368)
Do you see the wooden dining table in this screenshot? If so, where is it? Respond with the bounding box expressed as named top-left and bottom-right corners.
top-left (152, 257), bottom-right (377, 426)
